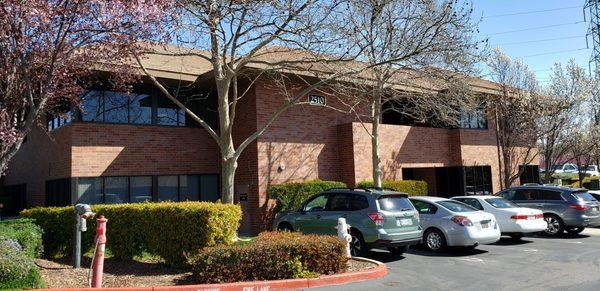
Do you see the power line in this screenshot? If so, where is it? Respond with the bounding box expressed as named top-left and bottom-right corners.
top-left (486, 21), bottom-right (586, 36)
top-left (483, 5), bottom-right (583, 19)
top-left (520, 48), bottom-right (589, 58)
top-left (496, 35), bottom-right (585, 46)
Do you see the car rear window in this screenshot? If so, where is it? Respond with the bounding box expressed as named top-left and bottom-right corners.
top-left (437, 200), bottom-right (477, 212)
top-left (485, 198), bottom-right (519, 209)
top-left (378, 196), bottom-right (413, 212)
top-left (572, 191), bottom-right (597, 202)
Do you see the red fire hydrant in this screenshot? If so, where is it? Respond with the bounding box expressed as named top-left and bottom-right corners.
top-left (91, 216), bottom-right (108, 288)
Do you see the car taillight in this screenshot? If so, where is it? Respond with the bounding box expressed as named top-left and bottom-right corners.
top-left (368, 212), bottom-right (385, 226)
top-left (535, 214), bottom-right (544, 219)
top-left (510, 215), bottom-right (529, 220)
top-left (451, 215), bottom-right (473, 227)
top-left (569, 204), bottom-right (590, 211)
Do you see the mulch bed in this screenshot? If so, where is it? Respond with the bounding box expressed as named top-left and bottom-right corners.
top-left (37, 257), bottom-right (376, 288)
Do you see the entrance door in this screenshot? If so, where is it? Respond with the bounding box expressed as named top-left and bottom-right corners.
top-left (0, 184), bottom-right (26, 216)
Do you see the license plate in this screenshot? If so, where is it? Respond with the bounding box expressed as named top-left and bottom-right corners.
top-left (397, 218), bottom-right (413, 226)
top-left (481, 223), bottom-right (489, 229)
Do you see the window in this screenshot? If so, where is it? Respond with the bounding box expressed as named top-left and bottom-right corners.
top-left (485, 198), bottom-right (519, 209)
top-left (130, 176), bottom-right (152, 202)
top-left (180, 175), bottom-right (200, 201)
top-left (464, 166), bottom-right (493, 196)
top-left (378, 196), bottom-right (414, 212)
top-left (458, 198), bottom-right (484, 210)
top-left (514, 189), bottom-right (536, 201)
top-left (438, 200), bottom-right (477, 212)
top-left (499, 189), bottom-right (516, 200)
top-left (103, 91), bottom-right (129, 123)
top-left (573, 191), bottom-right (598, 201)
top-left (519, 165), bottom-right (540, 185)
top-left (157, 97), bottom-right (185, 126)
top-left (303, 194), bottom-right (328, 212)
top-left (410, 200), bottom-right (438, 215)
top-left (82, 91), bottom-right (104, 122)
top-left (47, 112), bottom-right (73, 131)
top-left (350, 195), bottom-right (369, 211)
top-left (158, 176), bottom-right (179, 202)
top-left (77, 178), bottom-right (103, 204)
top-left (459, 104), bottom-right (488, 129)
top-left (129, 93), bottom-right (153, 124)
top-left (328, 194), bottom-right (352, 211)
top-left (564, 164), bottom-right (578, 171)
top-left (536, 190), bottom-right (563, 201)
top-left (105, 177), bottom-right (128, 204)
top-left (200, 175), bottom-right (219, 202)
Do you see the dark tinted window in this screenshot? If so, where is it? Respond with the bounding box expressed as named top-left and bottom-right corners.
top-left (328, 194), bottom-right (352, 211)
top-left (103, 91), bottom-right (128, 123)
top-left (498, 189), bottom-right (516, 200)
top-left (409, 200), bottom-right (437, 214)
top-left (303, 194), bottom-right (328, 212)
top-left (572, 191), bottom-right (597, 202)
top-left (438, 200), bottom-right (477, 212)
top-left (157, 176), bottom-right (179, 201)
top-left (130, 93), bottom-right (153, 124)
top-left (105, 177), bottom-right (128, 204)
top-left (350, 195), bottom-right (369, 211)
top-left (378, 196), bottom-right (413, 212)
top-left (514, 189), bottom-right (536, 200)
top-left (456, 198), bottom-right (483, 210)
top-left (82, 91), bottom-right (104, 122)
top-left (130, 176), bottom-right (152, 203)
top-left (536, 190), bottom-right (563, 201)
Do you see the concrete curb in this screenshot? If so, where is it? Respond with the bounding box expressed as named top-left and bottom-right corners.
top-left (41, 258), bottom-right (387, 291)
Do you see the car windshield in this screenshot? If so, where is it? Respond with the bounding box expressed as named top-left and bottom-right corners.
top-left (437, 200), bottom-right (477, 212)
top-left (485, 198), bottom-right (519, 209)
top-left (587, 166), bottom-right (597, 171)
top-left (572, 191), bottom-right (597, 202)
top-left (378, 196), bottom-right (414, 212)
top-left (551, 165), bottom-right (563, 170)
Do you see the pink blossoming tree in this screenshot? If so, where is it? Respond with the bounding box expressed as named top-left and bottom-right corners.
top-left (0, 0), bottom-right (174, 174)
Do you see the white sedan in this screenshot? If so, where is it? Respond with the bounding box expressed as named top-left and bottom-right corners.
top-left (451, 195), bottom-right (547, 240)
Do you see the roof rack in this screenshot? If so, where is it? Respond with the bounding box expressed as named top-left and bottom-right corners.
top-left (325, 187), bottom-right (400, 192)
top-left (326, 187), bottom-right (371, 192)
top-left (522, 183), bottom-right (541, 186)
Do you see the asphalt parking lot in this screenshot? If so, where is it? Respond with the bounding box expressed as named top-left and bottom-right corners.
top-left (316, 228), bottom-right (600, 291)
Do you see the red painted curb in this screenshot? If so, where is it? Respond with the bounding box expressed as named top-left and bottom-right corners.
top-left (40, 259), bottom-right (387, 291)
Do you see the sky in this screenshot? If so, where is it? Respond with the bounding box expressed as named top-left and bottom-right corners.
top-left (472, 0), bottom-right (590, 84)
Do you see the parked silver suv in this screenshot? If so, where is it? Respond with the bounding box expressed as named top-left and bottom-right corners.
top-left (496, 185), bottom-right (600, 236)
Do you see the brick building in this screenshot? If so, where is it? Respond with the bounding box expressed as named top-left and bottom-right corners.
top-left (2, 47), bottom-right (539, 234)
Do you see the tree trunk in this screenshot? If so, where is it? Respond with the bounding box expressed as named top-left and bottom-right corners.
top-left (221, 157), bottom-right (237, 204)
top-left (371, 91), bottom-right (382, 188)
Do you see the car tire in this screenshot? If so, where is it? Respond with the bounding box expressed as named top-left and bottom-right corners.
top-left (424, 229), bottom-right (447, 252)
top-left (350, 229), bottom-right (367, 257)
top-left (543, 214), bottom-right (564, 236)
top-left (387, 245), bottom-right (409, 256)
top-left (277, 222), bottom-right (293, 232)
top-left (509, 233), bottom-right (524, 240)
top-left (566, 227), bottom-right (585, 235)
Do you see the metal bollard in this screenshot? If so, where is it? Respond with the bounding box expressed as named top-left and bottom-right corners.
top-left (73, 204), bottom-right (94, 268)
top-left (337, 217), bottom-right (352, 258)
top-left (91, 216), bottom-right (108, 288)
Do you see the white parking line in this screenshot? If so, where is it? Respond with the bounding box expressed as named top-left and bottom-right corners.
top-left (455, 257), bottom-right (485, 263)
top-left (583, 228), bottom-right (600, 236)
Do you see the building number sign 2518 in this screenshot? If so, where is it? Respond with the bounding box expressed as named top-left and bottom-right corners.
top-left (308, 95), bottom-right (326, 106)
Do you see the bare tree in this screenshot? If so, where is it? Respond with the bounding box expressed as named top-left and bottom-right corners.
top-left (570, 128), bottom-right (599, 183)
top-left (132, 0), bottom-right (410, 203)
top-left (539, 60), bottom-right (594, 183)
top-left (334, 0), bottom-right (482, 188)
top-left (487, 48), bottom-right (542, 188)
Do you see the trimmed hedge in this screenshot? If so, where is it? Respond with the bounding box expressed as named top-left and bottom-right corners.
top-left (269, 180), bottom-right (347, 213)
top-left (356, 180), bottom-right (428, 196)
top-left (21, 201), bottom-right (242, 265)
top-left (188, 231), bottom-right (347, 283)
top-left (0, 219), bottom-right (43, 258)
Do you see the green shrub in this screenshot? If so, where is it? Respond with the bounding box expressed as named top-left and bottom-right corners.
top-left (21, 201), bottom-right (241, 265)
top-left (0, 240), bottom-right (44, 290)
top-left (188, 231), bottom-right (346, 283)
top-left (356, 180), bottom-right (428, 196)
top-left (269, 180), bottom-right (346, 212)
top-left (0, 219), bottom-right (43, 258)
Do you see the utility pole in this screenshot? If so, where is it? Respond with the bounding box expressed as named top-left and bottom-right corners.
top-left (586, 0), bottom-right (600, 125)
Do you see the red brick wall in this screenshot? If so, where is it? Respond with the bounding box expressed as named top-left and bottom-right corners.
top-left (4, 123), bottom-right (72, 206)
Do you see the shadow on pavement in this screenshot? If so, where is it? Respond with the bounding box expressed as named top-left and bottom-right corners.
top-left (362, 249), bottom-right (407, 263)
top-left (403, 245), bottom-right (488, 257)
top-left (492, 237), bottom-right (534, 246)
top-left (530, 233), bottom-right (590, 240)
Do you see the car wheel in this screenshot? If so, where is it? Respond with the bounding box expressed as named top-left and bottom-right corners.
top-left (387, 245), bottom-right (409, 256)
top-left (509, 233), bottom-right (524, 240)
top-left (424, 229), bottom-right (446, 252)
top-left (543, 214), bottom-right (564, 236)
top-left (350, 229), bottom-right (367, 257)
top-left (277, 222), bottom-right (293, 232)
top-left (566, 227), bottom-right (585, 235)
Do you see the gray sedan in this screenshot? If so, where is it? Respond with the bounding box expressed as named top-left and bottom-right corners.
top-left (409, 196), bottom-right (501, 251)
